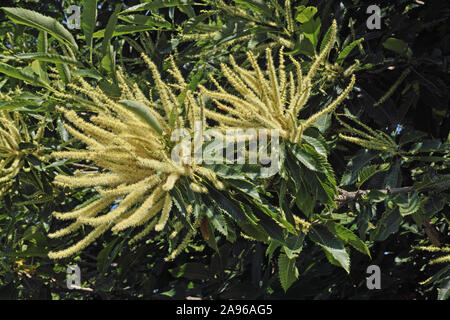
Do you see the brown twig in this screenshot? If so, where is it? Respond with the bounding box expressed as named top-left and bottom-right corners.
top-left (335, 179), bottom-right (450, 204)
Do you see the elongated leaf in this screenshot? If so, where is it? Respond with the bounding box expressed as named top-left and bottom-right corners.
top-left (249, 198), bottom-right (297, 235)
top-left (295, 6), bottom-right (317, 23)
top-left (2, 7), bottom-right (77, 49)
top-left (278, 253), bottom-right (298, 292)
top-left (36, 31), bottom-right (49, 81)
top-left (394, 192), bottom-right (421, 216)
top-left (357, 163), bottom-right (390, 188)
top-left (73, 69), bottom-right (102, 80)
top-left (319, 23), bottom-right (333, 53)
top-left (325, 221), bottom-right (371, 257)
top-left (0, 62), bottom-right (50, 88)
top-left (55, 63), bottom-right (71, 84)
top-left (383, 37), bottom-right (409, 55)
top-left (88, 25), bottom-right (158, 39)
top-left (234, 0), bottom-right (272, 16)
top-left (438, 277), bottom-right (450, 300)
top-left (102, 4), bottom-right (122, 56)
top-left (121, 0), bottom-right (190, 14)
top-left (302, 131), bottom-right (328, 157)
top-left (0, 100), bottom-right (40, 111)
top-left (15, 53), bottom-right (81, 66)
top-left (118, 100), bottom-right (163, 134)
top-left (82, 0), bottom-right (97, 61)
top-left (337, 38), bottom-right (363, 64)
top-left (183, 11), bottom-right (216, 33)
top-left (119, 14), bottom-right (171, 28)
top-left (309, 226), bottom-right (350, 273)
top-left (371, 209), bottom-right (402, 241)
top-left (291, 144), bottom-right (325, 172)
top-left (37, 31), bottom-right (48, 53)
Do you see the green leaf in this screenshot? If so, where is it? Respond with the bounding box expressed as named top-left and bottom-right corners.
top-left (337, 38), bottom-right (364, 64)
top-left (2, 7), bottom-right (78, 49)
top-left (309, 226), bottom-right (350, 273)
top-left (393, 192), bottom-right (421, 216)
top-left (55, 63), bottom-right (71, 84)
top-left (0, 62), bottom-right (51, 89)
top-left (121, 0), bottom-right (189, 14)
top-left (300, 17), bottom-right (321, 48)
top-left (291, 144), bottom-right (326, 173)
top-left (383, 37), bottom-right (409, 55)
top-left (89, 25), bottom-right (159, 39)
top-left (22, 226), bottom-right (47, 246)
top-left (371, 208), bottom-right (402, 241)
top-left (234, 0), bottom-right (272, 16)
top-left (302, 129), bottom-right (328, 157)
top-left (283, 233), bottom-right (306, 259)
top-left (118, 100), bottom-right (163, 135)
top-left (325, 221), bottom-right (371, 257)
top-left (98, 79), bottom-right (121, 98)
top-left (82, 0), bottom-right (97, 61)
top-left (357, 163), bottom-right (390, 188)
top-left (295, 6), bottom-right (317, 23)
top-left (278, 253), bottom-right (298, 292)
top-left (73, 69), bottom-right (102, 80)
top-left (15, 53), bottom-right (82, 66)
top-left (97, 238), bottom-right (119, 273)
top-left (119, 14), bottom-right (171, 28)
top-left (183, 11), bottom-right (216, 33)
top-left (37, 31), bottom-right (48, 53)
top-left (0, 100), bottom-right (40, 111)
top-left (249, 198), bottom-right (297, 235)
top-left (102, 4), bottom-right (122, 57)
top-left (295, 183), bottom-right (315, 217)
top-left (319, 23), bottom-right (333, 53)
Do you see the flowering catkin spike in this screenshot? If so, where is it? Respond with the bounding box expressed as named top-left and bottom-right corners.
top-left (337, 113), bottom-right (398, 152)
top-left (200, 40), bottom-right (354, 144)
top-left (48, 55), bottom-right (225, 259)
top-left (0, 111), bottom-right (45, 195)
top-left (154, 193), bottom-right (173, 231)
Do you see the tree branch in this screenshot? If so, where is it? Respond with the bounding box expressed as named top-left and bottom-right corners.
top-left (335, 179), bottom-right (450, 204)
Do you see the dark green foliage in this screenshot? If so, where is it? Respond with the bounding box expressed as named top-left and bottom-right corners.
top-left (0, 0), bottom-right (448, 300)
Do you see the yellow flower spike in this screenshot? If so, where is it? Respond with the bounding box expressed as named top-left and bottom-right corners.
top-left (78, 184), bottom-right (153, 227)
top-left (306, 19), bottom-right (337, 81)
top-left (154, 193), bottom-right (173, 231)
top-left (141, 53), bottom-right (174, 116)
top-left (202, 40), bottom-right (354, 143)
top-left (337, 112), bottom-right (398, 152)
top-left (48, 54), bottom-right (228, 259)
top-left (414, 246), bottom-right (450, 266)
top-left (302, 74), bottom-right (356, 130)
top-left (0, 110), bottom-right (45, 194)
top-left (48, 224), bottom-right (110, 260)
top-left (162, 173), bottom-right (180, 191)
top-left (285, 0), bottom-right (294, 34)
top-left (128, 218), bottom-right (158, 245)
top-left (53, 196), bottom-right (116, 222)
top-left (111, 188), bottom-right (165, 232)
top-left (164, 218), bottom-right (201, 262)
top-left (430, 255), bottom-right (450, 265)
